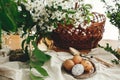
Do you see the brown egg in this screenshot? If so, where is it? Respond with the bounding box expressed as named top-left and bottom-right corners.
top-left (81, 59), bottom-right (93, 72)
top-left (63, 59), bottom-right (75, 71)
top-left (72, 55), bottom-right (82, 64)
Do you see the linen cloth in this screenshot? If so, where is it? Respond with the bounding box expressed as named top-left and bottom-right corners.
top-left (0, 47), bottom-right (120, 80)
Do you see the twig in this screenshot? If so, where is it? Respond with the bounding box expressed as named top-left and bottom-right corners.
top-left (93, 56), bottom-right (114, 68)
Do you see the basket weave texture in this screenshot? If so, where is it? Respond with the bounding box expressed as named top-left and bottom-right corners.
top-left (52, 12), bottom-right (106, 50)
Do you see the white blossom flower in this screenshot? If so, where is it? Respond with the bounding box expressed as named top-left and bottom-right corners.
top-left (23, 0), bottom-right (92, 32)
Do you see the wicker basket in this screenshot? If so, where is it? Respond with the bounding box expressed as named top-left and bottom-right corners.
top-left (52, 12), bottom-right (106, 50)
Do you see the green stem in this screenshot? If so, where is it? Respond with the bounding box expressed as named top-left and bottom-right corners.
top-left (0, 22), bottom-right (2, 49)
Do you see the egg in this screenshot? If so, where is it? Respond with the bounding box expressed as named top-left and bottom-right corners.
top-left (63, 59), bottom-right (75, 71)
top-left (72, 55), bottom-right (82, 64)
top-left (71, 64), bottom-right (84, 76)
top-left (81, 59), bottom-right (93, 72)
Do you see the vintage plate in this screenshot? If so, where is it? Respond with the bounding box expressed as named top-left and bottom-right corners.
top-left (62, 59), bottom-right (97, 79)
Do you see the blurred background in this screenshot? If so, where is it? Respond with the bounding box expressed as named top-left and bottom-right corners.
top-left (85, 0), bottom-right (118, 40)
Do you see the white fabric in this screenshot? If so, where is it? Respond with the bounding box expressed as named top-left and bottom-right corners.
top-left (0, 48), bottom-right (120, 80)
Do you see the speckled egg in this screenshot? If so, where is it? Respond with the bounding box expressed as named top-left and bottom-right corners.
top-left (71, 64), bottom-right (84, 76)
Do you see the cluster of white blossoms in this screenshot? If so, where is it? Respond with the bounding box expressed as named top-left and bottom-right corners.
top-left (23, 0), bottom-right (92, 32)
top-left (104, 0), bottom-right (120, 14)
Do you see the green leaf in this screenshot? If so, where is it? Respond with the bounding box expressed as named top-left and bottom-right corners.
top-left (67, 10), bottom-right (76, 14)
top-left (30, 73), bottom-right (44, 80)
top-left (99, 43), bottom-right (120, 60)
top-left (57, 6), bottom-right (62, 11)
top-left (32, 41), bottom-right (37, 49)
top-left (35, 66), bottom-right (49, 76)
top-left (101, 0), bottom-right (106, 3)
top-left (30, 60), bottom-right (44, 67)
top-left (111, 59), bottom-right (120, 64)
top-left (26, 36), bottom-right (34, 44)
top-left (0, 12), bottom-right (17, 32)
top-left (65, 14), bottom-right (68, 19)
top-left (0, 0), bottom-right (19, 32)
top-left (107, 12), bottom-right (111, 18)
top-left (86, 16), bottom-right (91, 23)
top-left (19, 4), bottom-right (34, 32)
top-left (30, 62), bottom-right (49, 76)
top-left (32, 48), bottom-right (51, 62)
top-left (84, 4), bottom-right (92, 9)
top-left (53, 23), bottom-right (57, 28)
top-left (18, 0), bottom-right (28, 3)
